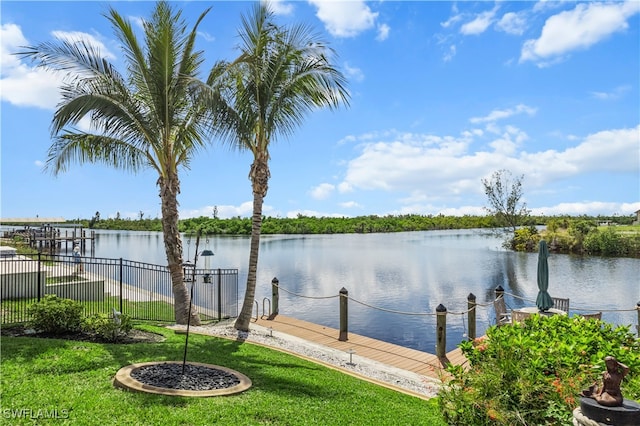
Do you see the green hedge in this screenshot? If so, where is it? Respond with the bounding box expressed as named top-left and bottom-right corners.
top-left (439, 314), bottom-right (640, 425)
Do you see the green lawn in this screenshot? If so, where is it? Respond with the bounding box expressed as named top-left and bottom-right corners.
top-left (1, 297), bottom-right (204, 324)
top-left (614, 224), bottom-right (640, 234)
top-left (1, 324), bottom-right (446, 425)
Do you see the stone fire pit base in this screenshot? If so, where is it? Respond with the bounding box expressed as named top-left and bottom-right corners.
top-left (114, 361), bottom-right (252, 397)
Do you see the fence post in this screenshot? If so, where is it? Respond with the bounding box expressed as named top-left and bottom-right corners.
top-left (217, 268), bottom-right (222, 321)
top-left (436, 304), bottom-right (447, 358)
top-left (467, 293), bottom-right (476, 340)
top-left (339, 287), bottom-right (348, 341)
top-left (495, 285), bottom-right (504, 300)
top-left (37, 252), bottom-right (42, 302)
top-left (119, 258), bottom-right (123, 314)
top-left (271, 277), bottom-right (279, 318)
top-left (637, 301), bottom-right (640, 338)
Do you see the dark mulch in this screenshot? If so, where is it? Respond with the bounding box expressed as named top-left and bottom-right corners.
top-left (131, 363), bottom-right (241, 391)
top-left (0, 325), bottom-right (166, 344)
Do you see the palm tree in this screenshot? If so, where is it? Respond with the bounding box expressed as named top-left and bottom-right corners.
top-left (18, 1), bottom-right (215, 325)
top-left (204, 3), bottom-right (350, 331)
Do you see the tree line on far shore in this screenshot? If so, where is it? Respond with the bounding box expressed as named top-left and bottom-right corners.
top-left (77, 212), bottom-right (634, 234)
top-left (29, 212), bottom-right (634, 258)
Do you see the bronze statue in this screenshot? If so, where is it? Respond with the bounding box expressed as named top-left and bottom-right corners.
top-left (581, 356), bottom-right (630, 407)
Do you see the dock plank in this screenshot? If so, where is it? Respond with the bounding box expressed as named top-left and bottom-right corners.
top-left (254, 314), bottom-right (467, 381)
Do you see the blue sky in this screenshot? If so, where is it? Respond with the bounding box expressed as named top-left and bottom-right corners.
top-left (1, 0), bottom-right (639, 221)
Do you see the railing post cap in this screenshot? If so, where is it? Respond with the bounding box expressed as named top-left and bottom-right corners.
top-left (339, 287), bottom-right (348, 294)
top-left (467, 292), bottom-right (476, 300)
top-left (495, 285), bottom-right (504, 292)
top-left (272, 277), bottom-right (279, 283)
top-left (436, 303), bottom-right (447, 312)
top-left (637, 301), bottom-right (640, 307)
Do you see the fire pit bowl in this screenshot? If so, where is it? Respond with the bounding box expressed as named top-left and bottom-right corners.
top-left (114, 361), bottom-right (252, 397)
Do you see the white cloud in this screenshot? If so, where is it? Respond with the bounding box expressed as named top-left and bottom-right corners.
top-left (308, 0), bottom-right (378, 38)
top-left (343, 62), bottom-right (364, 83)
top-left (180, 201), bottom-right (276, 219)
top-left (441, 14), bottom-right (462, 29)
top-left (128, 16), bottom-right (144, 31)
top-left (285, 209), bottom-right (344, 218)
top-left (338, 182), bottom-right (353, 193)
top-left (267, 0), bottom-right (294, 16)
top-left (339, 201), bottom-right (362, 209)
top-left (496, 12), bottom-right (527, 36)
top-left (434, 33), bottom-right (457, 62)
top-left (460, 6), bottom-right (499, 35)
top-left (0, 67), bottom-right (63, 109)
top-left (532, 0), bottom-right (568, 14)
top-left (489, 127), bottom-right (527, 156)
top-left (1, 24), bottom-right (63, 109)
top-left (51, 30), bottom-right (116, 60)
top-left (338, 131), bottom-right (477, 193)
top-left (520, 1), bottom-right (640, 66)
top-left (386, 202), bottom-right (486, 217)
top-left (76, 115), bottom-right (98, 133)
top-left (1, 23), bottom-right (27, 70)
top-left (546, 126), bottom-right (640, 173)
top-left (531, 202), bottom-right (640, 216)
top-left (443, 44), bottom-right (456, 62)
top-left (336, 125), bottom-right (639, 207)
top-left (1, 25), bottom-right (117, 110)
top-left (309, 183), bottom-right (335, 200)
top-left (470, 104), bottom-right (537, 124)
top-left (376, 23), bottom-right (390, 41)
top-left (590, 85), bottom-right (631, 100)
top-left (198, 31), bottom-right (215, 42)
top-left (441, 3), bottom-right (463, 29)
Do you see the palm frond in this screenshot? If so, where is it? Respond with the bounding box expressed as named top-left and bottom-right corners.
top-left (216, 2), bottom-right (350, 155)
top-left (45, 132), bottom-right (149, 175)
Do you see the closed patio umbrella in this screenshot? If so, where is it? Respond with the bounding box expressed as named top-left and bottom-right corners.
top-left (536, 240), bottom-right (553, 312)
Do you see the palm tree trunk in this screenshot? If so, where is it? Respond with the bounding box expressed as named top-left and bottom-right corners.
top-left (159, 173), bottom-right (201, 326)
top-left (235, 155), bottom-right (269, 331)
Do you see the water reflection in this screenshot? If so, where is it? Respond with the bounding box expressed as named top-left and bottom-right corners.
top-left (83, 229), bottom-right (640, 352)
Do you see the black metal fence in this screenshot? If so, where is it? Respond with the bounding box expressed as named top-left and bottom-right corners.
top-left (0, 253), bottom-right (238, 324)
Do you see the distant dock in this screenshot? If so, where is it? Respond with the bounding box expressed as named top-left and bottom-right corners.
top-left (1, 222), bottom-right (95, 256)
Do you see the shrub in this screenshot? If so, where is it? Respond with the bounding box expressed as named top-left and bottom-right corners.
top-left (438, 315), bottom-right (640, 425)
top-left (584, 227), bottom-right (628, 256)
top-left (512, 226), bottom-right (540, 251)
top-left (27, 295), bottom-right (83, 334)
top-left (82, 311), bottom-right (133, 342)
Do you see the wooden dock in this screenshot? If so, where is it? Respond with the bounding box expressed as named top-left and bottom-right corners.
top-left (2, 225), bottom-right (96, 256)
top-left (253, 314), bottom-right (468, 382)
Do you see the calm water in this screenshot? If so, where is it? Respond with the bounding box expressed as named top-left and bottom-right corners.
top-left (83, 229), bottom-right (640, 352)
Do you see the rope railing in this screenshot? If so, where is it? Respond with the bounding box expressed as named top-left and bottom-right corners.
top-left (348, 296), bottom-right (437, 316)
top-left (502, 291), bottom-right (639, 314)
top-left (274, 284), bottom-right (338, 300)
top-left (472, 300), bottom-right (496, 308)
top-left (275, 282), bottom-right (640, 317)
top-left (266, 279), bottom-right (640, 357)
top-left (275, 282), bottom-right (495, 317)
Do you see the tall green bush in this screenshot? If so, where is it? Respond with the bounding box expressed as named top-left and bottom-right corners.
top-left (438, 315), bottom-right (640, 425)
top-left (512, 226), bottom-right (540, 251)
top-left (82, 312), bottom-right (133, 342)
top-left (27, 295), bottom-right (83, 334)
top-left (584, 227), bottom-right (628, 256)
